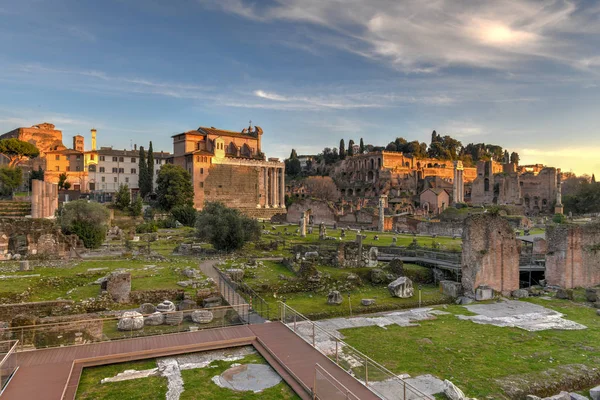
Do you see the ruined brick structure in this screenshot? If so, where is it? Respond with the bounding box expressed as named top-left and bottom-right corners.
top-left (0, 218), bottom-right (79, 260)
top-left (170, 125), bottom-right (285, 218)
top-left (31, 179), bottom-right (58, 218)
top-left (461, 214), bottom-right (520, 296)
top-left (471, 160), bottom-right (561, 215)
top-left (545, 223), bottom-right (600, 289)
top-left (0, 123), bottom-right (65, 169)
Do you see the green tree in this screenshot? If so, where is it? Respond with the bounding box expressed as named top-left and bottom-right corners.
top-left (359, 138), bottom-right (365, 154)
top-left (0, 138), bottom-right (40, 167)
top-left (29, 166), bottom-right (44, 188)
top-left (285, 149), bottom-right (301, 177)
top-left (58, 173), bottom-right (68, 190)
top-left (0, 167), bottom-right (23, 196)
top-left (147, 141), bottom-right (154, 194)
top-left (63, 182), bottom-right (71, 190)
top-left (138, 146), bottom-right (149, 198)
top-left (130, 196), bottom-right (143, 217)
top-left (59, 200), bottom-right (110, 248)
top-left (339, 139), bottom-right (346, 160)
top-left (347, 140), bottom-right (355, 157)
top-left (171, 204), bottom-right (198, 227)
top-left (114, 184), bottom-right (131, 211)
top-left (156, 164), bottom-right (194, 211)
top-left (195, 202), bottom-right (260, 251)
top-left (510, 152), bottom-right (520, 165)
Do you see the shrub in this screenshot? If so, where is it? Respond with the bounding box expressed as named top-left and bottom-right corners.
top-left (70, 219), bottom-right (106, 249)
top-left (136, 221), bottom-right (158, 233)
top-left (552, 213), bottom-right (566, 224)
top-left (388, 259), bottom-right (404, 275)
top-left (59, 200), bottom-right (110, 249)
top-left (171, 205), bottom-right (197, 227)
top-left (196, 202), bottom-right (260, 252)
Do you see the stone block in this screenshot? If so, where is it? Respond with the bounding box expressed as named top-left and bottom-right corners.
top-left (543, 392), bottom-right (570, 400)
top-left (444, 379), bottom-right (466, 400)
top-left (361, 299), bottom-right (375, 306)
top-left (191, 310), bottom-right (214, 324)
top-left (475, 286), bottom-right (494, 301)
top-left (19, 261), bottom-right (31, 271)
top-left (178, 299), bottom-right (197, 311)
top-left (592, 385), bottom-right (600, 400)
top-left (585, 288), bottom-right (600, 303)
top-left (440, 281), bottom-right (463, 298)
top-left (202, 296), bottom-right (222, 308)
top-left (512, 289), bottom-right (529, 299)
top-left (103, 272), bottom-right (131, 303)
top-left (455, 296), bottom-right (473, 305)
top-left (139, 303), bottom-right (156, 314)
top-left (327, 291), bottom-right (343, 305)
top-left (164, 311), bottom-right (184, 326)
top-left (388, 277), bottom-right (414, 298)
top-left (156, 300), bottom-right (176, 313)
top-left (144, 312), bottom-right (164, 326)
top-left (570, 393), bottom-right (589, 400)
top-left (226, 268), bottom-right (244, 281)
top-left (556, 288), bottom-right (574, 300)
top-left (117, 311), bottom-right (144, 331)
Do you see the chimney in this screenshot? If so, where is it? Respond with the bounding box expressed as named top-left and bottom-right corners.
top-left (91, 129), bottom-right (97, 151)
top-left (134, 144), bottom-right (137, 151)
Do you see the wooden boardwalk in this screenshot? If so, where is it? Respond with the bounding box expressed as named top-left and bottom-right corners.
top-left (1, 322), bottom-right (378, 400)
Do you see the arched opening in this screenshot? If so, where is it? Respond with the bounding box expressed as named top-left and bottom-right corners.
top-left (226, 142), bottom-right (237, 155)
top-left (368, 171), bottom-right (374, 181)
top-left (241, 143), bottom-right (252, 157)
top-left (356, 188), bottom-right (362, 196)
top-left (347, 188), bottom-right (354, 196)
top-left (405, 162), bottom-right (410, 167)
top-left (340, 189), bottom-right (346, 197)
top-left (484, 178), bottom-right (490, 192)
top-left (417, 162), bottom-right (421, 169)
top-left (370, 159), bottom-right (374, 170)
top-left (378, 158), bottom-right (381, 168)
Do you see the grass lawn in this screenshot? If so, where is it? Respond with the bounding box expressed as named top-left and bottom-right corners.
top-left (76, 352), bottom-right (299, 400)
top-left (338, 299), bottom-right (600, 398)
top-left (0, 257), bottom-right (207, 303)
top-left (259, 224), bottom-right (463, 251)
top-left (76, 359), bottom-right (167, 400)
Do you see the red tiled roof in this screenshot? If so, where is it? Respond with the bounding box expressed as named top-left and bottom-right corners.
top-left (198, 126), bottom-right (258, 138)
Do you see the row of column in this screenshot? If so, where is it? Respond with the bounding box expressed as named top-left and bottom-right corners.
top-left (261, 167), bottom-right (285, 208)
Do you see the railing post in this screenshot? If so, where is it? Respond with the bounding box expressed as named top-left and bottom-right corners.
top-left (335, 339), bottom-right (339, 364)
top-left (403, 380), bottom-right (406, 399)
top-left (294, 313), bottom-right (297, 332)
top-left (312, 322), bottom-right (315, 347)
top-left (365, 358), bottom-right (368, 386)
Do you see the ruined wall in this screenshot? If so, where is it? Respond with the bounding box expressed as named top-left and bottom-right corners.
top-left (203, 164), bottom-right (260, 209)
top-left (416, 221), bottom-right (463, 237)
top-left (0, 300), bottom-right (74, 320)
top-left (520, 168), bottom-right (558, 215)
top-left (0, 123), bottom-right (66, 157)
top-left (461, 214), bottom-right (520, 295)
top-left (0, 218), bottom-right (78, 260)
top-left (286, 199), bottom-right (337, 225)
top-left (545, 223), bottom-right (600, 288)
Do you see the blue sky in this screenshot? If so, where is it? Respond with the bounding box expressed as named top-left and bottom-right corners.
top-left (1, 0), bottom-right (600, 175)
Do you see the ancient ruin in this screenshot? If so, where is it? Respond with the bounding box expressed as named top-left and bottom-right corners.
top-left (461, 214), bottom-right (520, 296)
top-left (30, 179), bottom-right (58, 219)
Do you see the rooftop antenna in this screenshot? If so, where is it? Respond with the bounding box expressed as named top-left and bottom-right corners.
top-left (130, 139), bottom-right (133, 150)
top-left (249, 119), bottom-right (252, 131)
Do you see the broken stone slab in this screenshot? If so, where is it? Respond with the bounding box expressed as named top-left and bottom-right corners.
top-left (526, 396), bottom-right (542, 400)
top-left (556, 288), bottom-right (574, 300)
top-left (177, 280), bottom-right (193, 288)
top-left (440, 280), bottom-right (463, 298)
top-left (117, 311), bottom-right (144, 331)
top-left (101, 368), bottom-right (158, 384)
top-left (226, 268), bottom-right (244, 281)
top-left (590, 385), bottom-right (600, 400)
top-left (202, 296), bottom-right (222, 308)
top-left (585, 288), bottom-right (600, 303)
top-left (191, 310), bottom-right (214, 324)
top-left (444, 379), bottom-right (467, 400)
top-left (512, 289), bottom-right (529, 299)
top-left (164, 311), bottom-right (184, 326)
top-left (178, 299), bottom-right (197, 311)
top-left (139, 303), bottom-right (156, 314)
top-left (569, 393), bottom-right (589, 400)
top-left (388, 277), bottom-right (414, 298)
top-left (475, 286), bottom-right (494, 301)
top-left (156, 300), bottom-right (176, 313)
top-left (543, 392), bottom-right (571, 400)
top-left (327, 291), bottom-right (343, 305)
top-left (455, 296), bottom-right (474, 305)
top-left (182, 268), bottom-right (199, 279)
top-left (361, 299), bottom-right (375, 306)
top-left (144, 312), bottom-right (165, 326)
top-left (19, 261), bottom-right (31, 271)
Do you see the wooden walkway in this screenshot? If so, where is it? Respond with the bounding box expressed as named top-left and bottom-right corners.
top-left (1, 322), bottom-right (378, 400)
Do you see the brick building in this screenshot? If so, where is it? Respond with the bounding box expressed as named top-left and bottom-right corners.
top-left (170, 125), bottom-right (285, 218)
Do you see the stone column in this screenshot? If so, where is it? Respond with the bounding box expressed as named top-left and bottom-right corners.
top-left (453, 161), bottom-right (464, 204)
top-left (378, 195), bottom-right (386, 232)
top-left (273, 168), bottom-right (279, 208)
top-left (279, 168), bottom-right (285, 208)
top-left (270, 167), bottom-right (276, 208)
top-left (263, 167), bottom-right (270, 208)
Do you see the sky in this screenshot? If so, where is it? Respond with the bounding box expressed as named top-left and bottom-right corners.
top-left (1, 0), bottom-right (600, 175)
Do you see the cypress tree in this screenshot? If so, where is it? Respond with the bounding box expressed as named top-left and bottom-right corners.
top-left (347, 140), bottom-right (355, 157)
top-left (359, 138), bottom-right (365, 154)
top-left (339, 139), bottom-right (346, 160)
top-left (147, 141), bottom-right (154, 194)
top-left (138, 146), bottom-right (148, 198)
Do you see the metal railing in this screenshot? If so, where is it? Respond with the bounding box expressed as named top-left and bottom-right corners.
top-left (216, 267), bottom-right (271, 321)
top-left (0, 340), bottom-right (18, 394)
top-left (280, 302), bottom-right (434, 400)
top-left (0, 305), bottom-right (249, 352)
top-left (314, 363), bottom-right (360, 400)
top-left (379, 248), bottom-right (461, 263)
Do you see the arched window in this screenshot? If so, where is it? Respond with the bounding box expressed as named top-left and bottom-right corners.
top-left (88, 165), bottom-right (96, 172)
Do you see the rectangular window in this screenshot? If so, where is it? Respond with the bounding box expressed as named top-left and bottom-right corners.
top-left (201, 168), bottom-right (204, 174)
top-left (91, 154), bottom-right (95, 160)
top-left (112, 168), bottom-right (118, 173)
top-left (102, 177), bottom-right (105, 182)
top-left (99, 167), bottom-right (105, 173)
top-left (156, 160), bottom-right (160, 165)
top-left (112, 157), bottom-right (118, 162)
top-left (100, 156), bottom-right (105, 161)
top-left (131, 158), bottom-right (136, 163)
top-left (125, 177), bottom-right (129, 183)
top-left (200, 182), bottom-right (204, 188)
top-left (119, 157), bottom-right (124, 162)
top-left (76, 166), bottom-right (80, 171)
top-left (131, 168), bottom-right (136, 174)
top-left (113, 177), bottom-right (117, 182)
top-left (66, 166), bottom-right (70, 172)
top-left (55, 155), bottom-right (60, 160)
top-left (76, 155), bottom-right (81, 160)
top-left (55, 166), bottom-right (59, 172)
top-left (118, 168), bottom-right (124, 173)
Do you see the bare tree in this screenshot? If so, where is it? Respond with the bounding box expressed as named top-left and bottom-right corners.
top-left (303, 176), bottom-right (340, 201)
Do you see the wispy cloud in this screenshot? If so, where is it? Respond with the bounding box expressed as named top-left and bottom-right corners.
top-left (200, 0), bottom-right (600, 73)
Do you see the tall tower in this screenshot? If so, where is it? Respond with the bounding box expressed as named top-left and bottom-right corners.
top-left (91, 128), bottom-right (97, 151)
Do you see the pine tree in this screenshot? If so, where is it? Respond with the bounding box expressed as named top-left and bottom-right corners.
top-left (138, 146), bottom-right (149, 198)
top-left (147, 141), bottom-right (154, 194)
top-left (339, 139), bottom-right (346, 160)
top-left (348, 140), bottom-right (355, 157)
top-left (359, 138), bottom-right (365, 154)
top-left (290, 149), bottom-right (298, 159)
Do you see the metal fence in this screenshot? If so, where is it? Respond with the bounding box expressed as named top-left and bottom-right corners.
top-left (0, 340), bottom-right (18, 394)
top-left (0, 305), bottom-right (249, 352)
top-left (280, 302), bottom-right (434, 400)
top-left (216, 267), bottom-right (271, 321)
top-left (314, 363), bottom-right (360, 400)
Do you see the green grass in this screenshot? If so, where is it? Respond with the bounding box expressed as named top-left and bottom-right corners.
top-left (75, 352), bottom-right (299, 400)
top-left (76, 359), bottom-right (167, 400)
top-left (180, 352), bottom-right (300, 400)
top-left (338, 300), bottom-right (600, 398)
